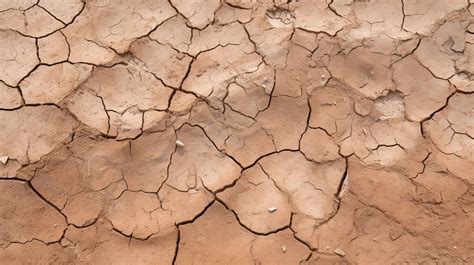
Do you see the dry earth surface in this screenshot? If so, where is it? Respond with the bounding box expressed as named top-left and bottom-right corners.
top-left (0, 0), bottom-right (474, 264)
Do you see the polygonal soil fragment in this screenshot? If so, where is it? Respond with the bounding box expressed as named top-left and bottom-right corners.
top-left (415, 154), bottom-right (468, 204)
top-left (64, 219), bottom-right (177, 264)
top-left (159, 179), bottom-right (214, 224)
top-left (275, 45), bottom-right (329, 97)
top-left (187, 22), bottom-right (251, 56)
top-left (256, 96), bottom-right (309, 151)
top-left (149, 15), bottom-right (191, 53)
top-left (31, 149), bottom-right (87, 209)
top-left (251, 230), bottom-right (311, 264)
top-left (108, 107), bottom-right (143, 140)
top-left (170, 0), bottom-right (220, 29)
top-left (340, 119), bottom-right (422, 166)
top-left (224, 123), bottom-right (277, 168)
top-left (0, 106), bottom-right (77, 164)
top-left (218, 164), bottom-right (292, 233)
top-left (20, 63), bottom-right (92, 104)
top-left (0, 180), bottom-right (67, 246)
top-left (168, 124), bottom-right (241, 192)
top-left (227, 63), bottom-right (274, 117)
top-left (170, 91), bottom-right (198, 113)
top-left (424, 93), bottom-right (474, 160)
top-left (402, 0), bottom-right (467, 34)
top-left (183, 44), bottom-right (261, 99)
top-left (351, 0), bottom-right (405, 38)
top-left (245, 9), bottom-right (293, 67)
top-left (38, 0), bottom-right (83, 24)
top-left (259, 151), bottom-right (345, 220)
top-left (131, 38), bottom-right (192, 88)
top-left (0, 0), bottom-right (35, 11)
top-left (176, 203), bottom-right (310, 264)
top-left (124, 128), bottom-right (176, 192)
top-left (291, 0), bottom-right (348, 35)
top-left (176, 203), bottom-right (255, 264)
top-left (67, 89), bottom-right (110, 134)
top-left (37, 31), bottom-right (70, 64)
top-left (393, 56), bottom-right (452, 122)
top-left (0, 30), bottom-right (38, 86)
top-left (414, 38), bottom-right (456, 79)
top-left (347, 158), bottom-right (430, 231)
top-left (456, 44), bottom-right (474, 75)
top-left (328, 47), bottom-right (393, 99)
top-left (68, 137), bottom-right (130, 191)
top-left (62, 191), bottom-right (105, 227)
top-left (83, 64), bottom-right (173, 113)
top-left (62, 0), bottom-right (176, 53)
top-left (0, 82), bottom-right (22, 109)
top-left (300, 128), bottom-right (341, 162)
top-left (309, 82), bottom-right (354, 135)
top-left (292, 192), bottom-right (359, 252)
top-left (187, 101), bottom-right (252, 149)
top-left (105, 191), bottom-right (174, 239)
top-left (0, 5), bottom-right (64, 37)
top-left (0, 241), bottom-right (75, 264)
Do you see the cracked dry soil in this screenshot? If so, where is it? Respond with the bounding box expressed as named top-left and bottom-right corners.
top-left (0, 0), bottom-right (473, 264)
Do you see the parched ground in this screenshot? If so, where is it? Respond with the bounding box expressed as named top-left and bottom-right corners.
top-left (0, 0), bottom-right (473, 264)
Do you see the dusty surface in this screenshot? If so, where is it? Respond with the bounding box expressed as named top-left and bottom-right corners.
top-left (0, 0), bottom-right (473, 264)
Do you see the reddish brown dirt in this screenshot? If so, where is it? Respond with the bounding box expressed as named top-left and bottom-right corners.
top-left (1, 0), bottom-right (474, 264)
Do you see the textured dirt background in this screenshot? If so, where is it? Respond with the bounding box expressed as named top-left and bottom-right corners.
top-left (1, 0), bottom-right (474, 264)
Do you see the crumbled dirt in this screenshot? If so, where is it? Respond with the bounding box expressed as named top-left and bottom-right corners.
top-left (0, 0), bottom-right (473, 264)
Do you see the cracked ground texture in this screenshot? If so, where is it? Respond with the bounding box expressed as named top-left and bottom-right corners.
top-left (0, 0), bottom-right (473, 264)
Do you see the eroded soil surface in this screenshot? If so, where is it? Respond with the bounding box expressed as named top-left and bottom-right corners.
top-left (1, 0), bottom-right (474, 264)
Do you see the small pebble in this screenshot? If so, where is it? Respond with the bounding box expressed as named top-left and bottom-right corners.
top-left (334, 246), bottom-right (346, 257)
top-left (281, 245), bottom-right (287, 253)
top-left (176, 140), bottom-right (185, 147)
top-left (0, 156), bottom-right (8, 165)
top-left (268, 207), bottom-right (277, 213)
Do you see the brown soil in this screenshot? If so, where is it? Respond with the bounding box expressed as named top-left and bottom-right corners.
top-left (1, 0), bottom-right (474, 264)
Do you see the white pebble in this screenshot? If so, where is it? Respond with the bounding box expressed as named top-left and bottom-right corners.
top-left (176, 140), bottom-right (184, 147)
top-left (268, 207), bottom-right (277, 213)
top-left (334, 246), bottom-right (346, 257)
top-left (281, 245), bottom-right (287, 253)
top-left (0, 156), bottom-right (8, 165)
